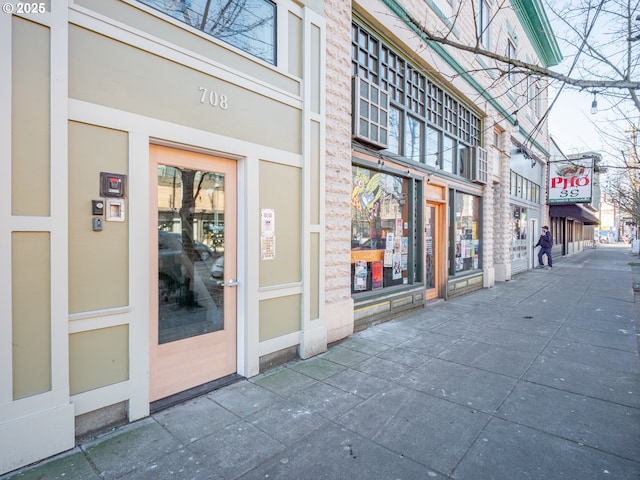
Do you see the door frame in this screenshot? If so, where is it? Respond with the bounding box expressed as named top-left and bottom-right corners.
top-left (530, 218), bottom-right (537, 269)
top-left (148, 143), bottom-right (238, 402)
top-left (425, 200), bottom-right (446, 300)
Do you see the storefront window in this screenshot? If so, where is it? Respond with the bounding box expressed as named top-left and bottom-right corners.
top-left (351, 166), bottom-right (411, 293)
top-left (510, 205), bottom-right (528, 261)
top-left (451, 191), bottom-right (480, 273)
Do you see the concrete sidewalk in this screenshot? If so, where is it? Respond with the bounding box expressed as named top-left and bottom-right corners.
top-left (4, 244), bottom-right (640, 480)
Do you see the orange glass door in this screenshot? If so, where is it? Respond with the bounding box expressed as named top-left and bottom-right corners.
top-left (425, 202), bottom-right (443, 300)
top-left (149, 144), bottom-right (237, 402)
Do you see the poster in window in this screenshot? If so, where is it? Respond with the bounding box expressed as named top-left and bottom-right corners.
top-left (392, 253), bottom-right (402, 279)
top-left (401, 237), bottom-right (408, 254)
top-left (354, 260), bottom-right (368, 291)
top-left (401, 254), bottom-right (408, 271)
top-left (372, 261), bottom-right (383, 289)
top-left (384, 250), bottom-right (393, 267)
top-left (396, 218), bottom-right (403, 236)
top-left (385, 233), bottom-right (394, 251)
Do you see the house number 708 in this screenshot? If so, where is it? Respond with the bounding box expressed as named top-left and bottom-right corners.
top-left (199, 87), bottom-right (229, 109)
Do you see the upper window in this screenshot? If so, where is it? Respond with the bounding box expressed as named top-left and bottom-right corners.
top-left (137, 0), bottom-right (277, 65)
top-left (534, 83), bottom-right (542, 118)
top-left (351, 22), bottom-right (481, 176)
top-left (510, 170), bottom-right (541, 204)
top-left (507, 39), bottom-right (516, 83)
top-left (477, 0), bottom-right (490, 48)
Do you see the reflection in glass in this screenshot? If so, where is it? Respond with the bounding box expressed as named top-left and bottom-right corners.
top-left (510, 205), bottom-right (528, 261)
top-left (442, 136), bottom-right (454, 173)
top-left (138, 0), bottom-right (276, 64)
top-left (404, 115), bottom-right (421, 162)
top-left (351, 165), bottom-right (410, 293)
top-left (157, 164), bottom-right (225, 344)
top-left (426, 126), bottom-right (439, 168)
top-left (425, 206), bottom-right (435, 289)
top-left (388, 107), bottom-right (401, 155)
top-left (453, 192), bottom-right (480, 273)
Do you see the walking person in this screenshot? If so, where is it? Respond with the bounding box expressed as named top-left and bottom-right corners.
top-left (535, 225), bottom-right (553, 269)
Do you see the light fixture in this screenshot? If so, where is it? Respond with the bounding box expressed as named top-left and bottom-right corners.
top-left (512, 111), bottom-right (519, 133)
top-left (590, 92), bottom-right (598, 115)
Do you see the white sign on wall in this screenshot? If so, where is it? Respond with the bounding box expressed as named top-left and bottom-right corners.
top-left (548, 159), bottom-right (593, 204)
top-left (261, 209), bottom-right (276, 260)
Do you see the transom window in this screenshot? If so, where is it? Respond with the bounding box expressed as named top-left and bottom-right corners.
top-left (137, 0), bottom-right (277, 65)
top-left (352, 22), bottom-right (481, 176)
top-left (510, 170), bottom-right (541, 203)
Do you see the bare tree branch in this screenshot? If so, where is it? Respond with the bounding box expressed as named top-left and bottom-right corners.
top-left (402, 11), bottom-right (640, 91)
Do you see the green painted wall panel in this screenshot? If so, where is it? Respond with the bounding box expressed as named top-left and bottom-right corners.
top-left (75, 0), bottom-right (300, 95)
top-left (259, 161), bottom-right (301, 286)
top-left (69, 326), bottom-right (129, 395)
top-left (310, 233), bottom-right (320, 320)
top-left (259, 295), bottom-right (301, 341)
top-left (310, 120), bottom-right (320, 225)
top-left (69, 26), bottom-right (302, 154)
top-left (288, 12), bottom-right (303, 79)
top-left (12, 17), bottom-right (50, 216)
top-left (68, 122), bottom-right (129, 313)
top-left (12, 232), bottom-right (51, 399)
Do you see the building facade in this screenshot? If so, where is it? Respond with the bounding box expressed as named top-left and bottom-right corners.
top-left (2, 0), bottom-right (328, 473)
top-left (2, 0), bottom-right (561, 473)
top-left (548, 141), bottom-right (601, 256)
top-left (325, 0), bottom-right (562, 329)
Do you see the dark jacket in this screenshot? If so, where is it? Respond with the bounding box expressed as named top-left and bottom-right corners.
top-left (536, 231), bottom-right (552, 249)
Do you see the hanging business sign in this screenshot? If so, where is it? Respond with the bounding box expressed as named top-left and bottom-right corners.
top-left (548, 159), bottom-right (593, 204)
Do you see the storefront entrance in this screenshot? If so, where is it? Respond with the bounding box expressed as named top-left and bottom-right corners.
top-left (425, 202), bottom-right (444, 300)
top-left (149, 144), bottom-right (237, 402)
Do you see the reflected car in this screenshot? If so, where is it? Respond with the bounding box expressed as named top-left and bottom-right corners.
top-left (210, 255), bottom-right (224, 278)
top-left (161, 231), bottom-right (214, 261)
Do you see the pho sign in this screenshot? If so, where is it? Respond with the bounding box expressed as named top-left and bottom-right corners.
top-left (548, 159), bottom-right (593, 204)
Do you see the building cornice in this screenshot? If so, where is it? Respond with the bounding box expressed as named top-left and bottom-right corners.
top-left (510, 0), bottom-right (563, 67)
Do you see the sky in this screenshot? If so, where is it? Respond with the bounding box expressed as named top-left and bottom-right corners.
top-left (542, 0), bottom-right (633, 161)
top-left (548, 89), bottom-right (603, 156)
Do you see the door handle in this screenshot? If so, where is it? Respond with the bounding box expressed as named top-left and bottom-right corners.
top-left (220, 278), bottom-right (238, 288)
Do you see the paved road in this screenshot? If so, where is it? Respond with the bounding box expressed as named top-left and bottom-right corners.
top-left (4, 244), bottom-right (639, 479)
